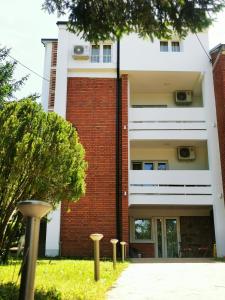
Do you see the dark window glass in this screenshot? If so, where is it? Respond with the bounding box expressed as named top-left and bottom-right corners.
top-left (132, 162), bottom-right (142, 170)
top-left (103, 45), bottom-right (111, 63)
top-left (135, 219), bottom-right (152, 240)
top-left (172, 41), bottom-right (180, 52)
top-left (91, 45), bottom-right (100, 62)
top-left (143, 162), bottom-right (154, 170)
top-left (158, 162), bottom-right (167, 170)
top-left (160, 41), bottom-right (168, 52)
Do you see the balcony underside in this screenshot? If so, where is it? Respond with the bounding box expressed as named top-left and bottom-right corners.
top-left (129, 170), bottom-right (212, 206)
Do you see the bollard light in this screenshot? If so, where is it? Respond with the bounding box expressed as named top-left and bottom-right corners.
top-left (18, 200), bottom-right (52, 300)
top-left (120, 241), bottom-right (126, 262)
top-left (110, 239), bottom-right (118, 269)
top-left (90, 233), bottom-right (103, 281)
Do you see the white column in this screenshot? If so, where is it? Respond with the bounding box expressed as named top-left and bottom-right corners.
top-left (45, 26), bottom-right (69, 257)
top-left (41, 42), bottom-right (52, 112)
top-left (54, 26), bottom-right (69, 118)
top-left (203, 67), bottom-right (225, 257)
top-left (45, 208), bottom-right (61, 256)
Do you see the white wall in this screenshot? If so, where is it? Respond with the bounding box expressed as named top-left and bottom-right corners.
top-left (120, 32), bottom-right (209, 72)
top-left (45, 208), bottom-right (61, 257)
top-left (131, 92), bottom-right (202, 107)
top-left (129, 206), bottom-right (211, 217)
top-left (202, 67), bottom-right (225, 257)
top-left (130, 144), bottom-right (209, 170)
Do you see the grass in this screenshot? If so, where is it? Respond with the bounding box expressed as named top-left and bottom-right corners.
top-left (0, 259), bottom-right (129, 300)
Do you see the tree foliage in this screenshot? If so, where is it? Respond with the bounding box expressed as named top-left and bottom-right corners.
top-left (0, 47), bottom-right (27, 102)
top-left (43, 0), bottom-right (225, 41)
top-left (0, 99), bottom-right (86, 261)
top-left (0, 48), bottom-right (86, 262)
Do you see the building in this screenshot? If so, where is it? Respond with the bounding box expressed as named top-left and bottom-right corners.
top-left (41, 22), bottom-right (225, 258)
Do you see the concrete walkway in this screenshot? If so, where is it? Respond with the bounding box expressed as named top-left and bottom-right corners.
top-left (107, 259), bottom-right (225, 300)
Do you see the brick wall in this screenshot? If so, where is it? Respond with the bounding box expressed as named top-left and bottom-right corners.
top-left (130, 243), bottom-right (155, 258)
top-left (48, 41), bottom-right (57, 110)
top-left (211, 50), bottom-right (225, 196)
top-left (61, 77), bottom-right (128, 257)
top-left (121, 75), bottom-right (129, 245)
top-left (180, 216), bottom-right (214, 257)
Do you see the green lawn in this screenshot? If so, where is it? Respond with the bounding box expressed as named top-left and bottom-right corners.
top-left (0, 259), bottom-right (128, 300)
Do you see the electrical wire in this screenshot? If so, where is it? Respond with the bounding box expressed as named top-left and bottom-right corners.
top-left (195, 33), bottom-right (212, 62)
top-left (6, 53), bottom-right (50, 82)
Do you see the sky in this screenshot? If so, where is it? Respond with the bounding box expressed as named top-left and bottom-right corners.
top-left (0, 0), bottom-right (225, 100)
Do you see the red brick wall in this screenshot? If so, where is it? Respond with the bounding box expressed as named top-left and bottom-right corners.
top-left (121, 75), bottom-right (129, 244)
top-left (130, 243), bottom-right (155, 258)
top-left (212, 51), bottom-right (225, 196)
top-left (61, 77), bottom-right (129, 257)
top-left (48, 41), bottom-right (58, 110)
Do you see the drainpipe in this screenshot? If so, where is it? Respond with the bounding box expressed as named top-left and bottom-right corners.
top-left (116, 38), bottom-right (121, 246)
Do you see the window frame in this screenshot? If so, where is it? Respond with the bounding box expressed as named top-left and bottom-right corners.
top-left (160, 40), bottom-right (182, 53)
top-left (171, 41), bottom-right (181, 52)
top-left (160, 41), bottom-right (169, 52)
top-left (90, 43), bottom-right (112, 63)
top-left (91, 45), bottom-right (100, 63)
top-left (103, 44), bottom-right (112, 63)
top-left (132, 160), bottom-right (169, 170)
top-left (130, 217), bottom-right (154, 243)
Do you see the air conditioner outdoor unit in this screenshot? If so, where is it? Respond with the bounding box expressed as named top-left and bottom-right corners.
top-left (73, 45), bottom-right (89, 60)
top-left (177, 146), bottom-right (196, 160)
top-left (175, 90), bottom-right (192, 105)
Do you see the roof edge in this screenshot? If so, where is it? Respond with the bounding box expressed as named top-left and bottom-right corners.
top-left (41, 38), bottom-right (58, 46)
top-left (57, 21), bottom-right (68, 26)
top-left (210, 43), bottom-right (225, 55)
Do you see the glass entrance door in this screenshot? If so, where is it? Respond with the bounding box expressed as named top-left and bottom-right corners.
top-left (156, 217), bottom-right (180, 258)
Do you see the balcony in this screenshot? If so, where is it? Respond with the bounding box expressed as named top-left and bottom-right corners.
top-left (129, 170), bottom-right (212, 206)
top-left (129, 107), bottom-right (207, 140)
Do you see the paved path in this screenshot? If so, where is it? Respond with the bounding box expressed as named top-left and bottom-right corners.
top-left (107, 259), bottom-right (225, 300)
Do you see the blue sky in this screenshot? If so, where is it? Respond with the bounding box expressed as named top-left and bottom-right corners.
top-left (0, 0), bottom-right (225, 100)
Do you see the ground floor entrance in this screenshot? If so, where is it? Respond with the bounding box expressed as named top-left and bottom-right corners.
top-left (155, 217), bottom-right (179, 258)
top-left (129, 205), bottom-right (214, 258)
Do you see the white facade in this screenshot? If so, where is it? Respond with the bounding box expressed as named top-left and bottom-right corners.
top-left (42, 23), bottom-right (225, 257)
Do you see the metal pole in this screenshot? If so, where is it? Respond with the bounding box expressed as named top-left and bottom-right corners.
top-left (110, 239), bottom-right (118, 269)
top-left (18, 200), bottom-right (52, 300)
top-left (90, 234), bottom-right (103, 281)
top-left (120, 241), bottom-right (126, 262)
top-left (19, 217), bottom-right (40, 300)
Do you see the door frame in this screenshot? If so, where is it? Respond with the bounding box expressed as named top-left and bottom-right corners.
top-left (154, 217), bottom-right (181, 258)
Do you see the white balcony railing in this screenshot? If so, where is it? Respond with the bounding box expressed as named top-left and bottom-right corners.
top-left (129, 170), bottom-right (213, 206)
top-left (129, 108), bottom-right (207, 140)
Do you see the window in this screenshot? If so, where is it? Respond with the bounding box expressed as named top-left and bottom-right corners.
top-left (143, 162), bottom-right (154, 170)
top-left (103, 45), bottom-right (112, 63)
top-left (160, 40), bottom-right (181, 52)
top-left (134, 219), bottom-right (152, 241)
top-left (157, 162), bottom-right (167, 170)
top-left (91, 45), bottom-right (100, 63)
top-left (91, 44), bottom-right (112, 63)
top-left (160, 41), bottom-right (169, 52)
top-left (132, 161), bottom-right (168, 170)
top-left (171, 41), bottom-right (180, 52)
top-left (132, 162), bottom-right (142, 170)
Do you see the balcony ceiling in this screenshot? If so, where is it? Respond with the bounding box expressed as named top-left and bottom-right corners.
top-left (130, 140), bottom-right (207, 148)
top-left (126, 71), bottom-right (202, 94)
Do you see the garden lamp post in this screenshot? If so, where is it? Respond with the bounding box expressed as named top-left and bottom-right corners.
top-left (18, 200), bottom-right (52, 300)
top-left (120, 241), bottom-right (126, 262)
top-left (110, 239), bottom-right (118, 269)
top-left (90, 233), bottom-right (103, 281)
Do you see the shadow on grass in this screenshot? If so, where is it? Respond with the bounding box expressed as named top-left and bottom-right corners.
top-left (0, 282), bottom-right (61, 300)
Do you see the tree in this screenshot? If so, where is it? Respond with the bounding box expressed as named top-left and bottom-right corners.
top-left (0, 47), bottom-right (27, 103)
top-left (43, 0), bottom-right (225, 41)
top-left (0, 49), bottom-right (86, 262)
